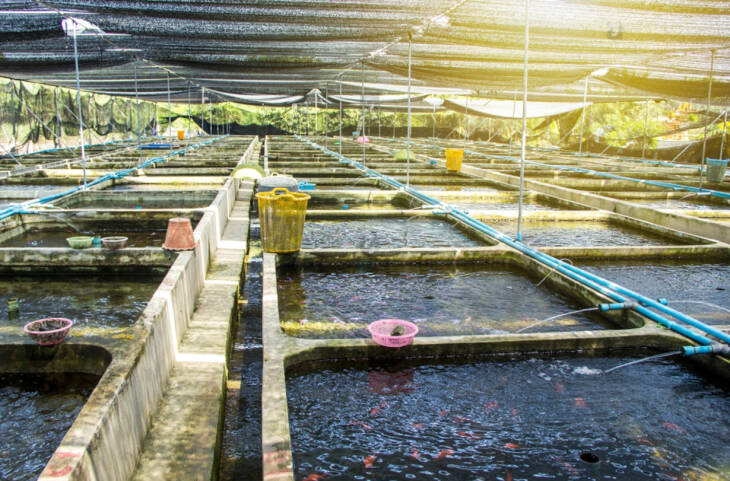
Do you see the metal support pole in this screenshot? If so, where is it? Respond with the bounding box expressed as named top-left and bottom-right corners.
top-left (641, 99), bottom-right (649, 159)
top-left (516, 0), bottom-right (530, 242)
top-left (338, 78), bottom-right (343, 155)
top-left (71, 24), bottom-right (86, 188)
top-left (720, 108), bottom-right (728, 159)
top-left (378, 108), bottom-right (381, 138)
top-left (579, 75), bottom-right (589, 154)
top-left (463, 98), bottom-right (468, 150)
top-left (509, 90), bottom-right (517, 153)
top-left (432, 102), bottom-right (436, 139)
top-left (134, 63), bottom-right (140, 142)
top-left (167, 72), bottom-right (172, 145)
top-left (305, 103), bottom-right (309, 136)
top-left (187, 83), bottom-right (191, 135)
top-left (361, 61), bottom-right (366, 166)
top-left (324, 86), bottom-right (328, 147)
top-left (55, 87), bottom-right (62, 148)
top-left (315, 89), bottom-right (319, 139)
top-left (700, 50), bottom-right (715, 190)
top-left (406, 34), bottom-right (412, 188)
top-left (10, 80), bottom-right (16, 152)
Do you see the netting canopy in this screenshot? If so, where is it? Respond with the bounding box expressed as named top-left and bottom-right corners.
top-left (2, 0), bottom-right (730, 105)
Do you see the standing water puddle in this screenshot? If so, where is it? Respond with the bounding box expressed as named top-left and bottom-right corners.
top-left (301, 219), bottom-right (485, 249)
top-left (487, 220), bottom-right (691, 247)
top-left (287, 355), bottom-right (730, 481)
top-left (0, 274), bottom-right (162, 328)
top-left (1, 228), bottom-right (167, 248)
top-left (577, 260), bottom-right (730, 325)
top-left (277, 264), bottom-right (610, 337)
top-left (0, 372), bottom-right (99, 481)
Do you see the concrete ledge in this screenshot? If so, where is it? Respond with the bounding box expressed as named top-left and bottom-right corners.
top-left (35, 137), bottom-right (257, 481)
top-left (0, 247), bottom-right (174, 271)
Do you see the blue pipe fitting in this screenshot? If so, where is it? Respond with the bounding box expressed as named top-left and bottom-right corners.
top-left (682, 344), bottom-right (730, 356)
top-left (599, 301), bottom-right (639, 312)
top-left (657, 298), bottom-right (668, 305)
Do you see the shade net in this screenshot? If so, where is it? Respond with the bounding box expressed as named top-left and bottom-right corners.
top-left (0, 78), bottom-right (155, 155)
top-left (1, 0), bottom-right (729, 104)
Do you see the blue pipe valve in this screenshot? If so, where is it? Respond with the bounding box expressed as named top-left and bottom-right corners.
top-left (682, 344), bottom-right (730, 356)
top-left (599, 301), bottom-right (639, 312)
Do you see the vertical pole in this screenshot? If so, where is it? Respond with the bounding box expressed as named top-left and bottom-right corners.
top-left (361, 61), bottom-right (366, 166)
top-left (509, 90), bottom-right (517, 153)
top-left (72, 23), bottom-right (86, 188)
top-left (579, 75), bottom-right (589, 154)
top-left (209, 97), bottom-right (212, 135)
top-left (55, 87), bottom-right (62, 148)
top-left (516, 0), bottom-right (530, 242)
top-left (134, 63), bottom-right (140, 142)
top-left (432, 102), bottom-right (436, 139)
top-left (10, 80), bottom-right (17, 152)
top-left (463, 98), bottom-right (468, 150)
top-left (324, 86), bottom-right (328, 147)
top-left (378, 108), bottom-right (382, 138)
top-left (315, 89), bottom-right (319, 139)
top-left (641, 99), bottom-right (649, 159)
top-left (406, 33), bottom-right (412, 188)
top-left (338, 78), bottom-right (343, 155)
top-left (305, 103), bottom-right (309, 136)
top-left (167, 72), bottom-right (172, 145)
top-left (700, 50), bottom-right (715, 190)
top-left (720, 108), bottom-right (728, 159)
top-left (187, 83), bottom-right (191, 135)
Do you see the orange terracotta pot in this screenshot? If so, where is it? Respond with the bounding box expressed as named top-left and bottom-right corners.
top-left (162, 217), bottom-right (196, 251)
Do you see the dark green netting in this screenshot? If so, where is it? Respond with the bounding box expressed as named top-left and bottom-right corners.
top-left (1, 0), bottom-right (729, 103)
top-left (0, 78), bottom-right (155, 154)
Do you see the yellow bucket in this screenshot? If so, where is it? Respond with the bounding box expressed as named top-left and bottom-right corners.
top-left (256, 187), bottom-right (310, 253)
top-left (177, 130), bottom-right (185, 140)
top-left (445, 149), bottom-right (463, 172)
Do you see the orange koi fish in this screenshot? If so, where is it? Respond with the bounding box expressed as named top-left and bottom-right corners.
top-left (363, 455), bottom-right (376, 468)
top-left (503, 443), bottom-right (522, 449)
top-left (410, 448), bottom-right (420, 460)
top-left (457, 431), bottom-right (482, 440)
top-left (504, 469), bottom-right (513, 481)
top-left (411, 423), bottom-right (425, 430)
top-left (303, 474), bottom-right (325, 481)
top-left (349, 420), bottom-right (372, 430)
top-left (434, 449), bottom-right (454, 461)
top-left (661, 422), bottom-right (686, 433)
top-left (574, 397), bottom-right (586, 408)
top-left (484, 401), bottom-right (498, 410)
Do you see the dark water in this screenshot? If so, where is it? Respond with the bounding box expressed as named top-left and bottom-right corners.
top-left (63, 195), bottom-right (216, 209)
top-left (0, 274), bottom-right (162, 328)
top-left (287, 356), bottom-right (730, 481)
top-left (418, 186), bottom-right (505, 192)
top-left (577, 260), bottom-right (730, 325)
top-left (277, 264), bottom-right (609, 338)
top-left (0, 372), bottom-right (99, 481)
top-left (107, 184), bottom-right (223, 191)
top-left (1, 229), bottom-right (167, 248)
top-left (301, 219), bottom-right (484, 249)
top-left (488, 220), bottom-right (688, 247)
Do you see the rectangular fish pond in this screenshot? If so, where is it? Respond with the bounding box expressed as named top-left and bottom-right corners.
top-left (277, 263), bottom-right (617, 338)
top-left (0, 272), bottom-right (163, 329)
top-left (54, 190), bottom-right (219, 209)
top-left (441, 194), bottom-right (585, 212)
top-left (575, 260), bottom-right (730, 326)
top-left (485, 218), bottom-right (702, 247)
top-left (301, 218), bottom-right (491, 249)
top-left (0, 371), bottom-right (100, 481)
top-left (286, 351), bottom-right (730, 481)
top-left (0, 213), bottom-right (201, 248)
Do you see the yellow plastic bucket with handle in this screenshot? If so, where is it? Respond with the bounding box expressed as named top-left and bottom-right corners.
top-left (445, 149), bottom-right (463, 171)
top-left (177, 130), bottom-right (185, 140)
top-left (256, 187), bottom-right (310, 253)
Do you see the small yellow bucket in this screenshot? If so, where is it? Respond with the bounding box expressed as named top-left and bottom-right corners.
top-left (445, 149), bottom-right (463, 172)
top-left (256, 187), bottom-right (310, 253)
top-left (177, 130), bottom-right (185, 140)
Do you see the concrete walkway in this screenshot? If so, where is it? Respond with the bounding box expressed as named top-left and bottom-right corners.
top-left (130, 180), bottom-right (254, 481)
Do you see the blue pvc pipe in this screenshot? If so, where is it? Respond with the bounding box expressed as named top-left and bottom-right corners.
top-left (0, 135), bottom-right (229, 222)
top-left (298, 135), bottom-right (726, 348)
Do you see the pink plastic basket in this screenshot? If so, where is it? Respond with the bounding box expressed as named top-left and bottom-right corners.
top-left (367, 319), bottom-right (418, 348)
top-left (23, 318), bottom-right (74, 346)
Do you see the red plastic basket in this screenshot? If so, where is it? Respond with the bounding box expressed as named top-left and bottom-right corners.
top-left (23, 318), bottom-right (74, 346)
top-left (367, 319), bottom-right (418, 348)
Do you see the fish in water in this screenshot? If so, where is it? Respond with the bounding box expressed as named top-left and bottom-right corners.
top-left (434, 449), bottom-right (454, 461)
top-left (390, 325), bottom-right (405, 336)
top-left (303, 474), bottom-right (326, 481)
top-left (457, 431), bottom-right (482, 440)
top-left (574, 397), bottom-right (586, 408)
top-left (553, 383), bottom-right (565, 393)
top-left (349, 420), bottom-right (372, 430)
top-left (503, 443), bottom-right (522, 449)
top-left (410, 448), bottom-right (420, 460)
top-left (512, 408), bottom-right (519, 417)
top-left (453, 415), bottom-right (472, 424)
top-left (484, 401), bottom-right (498, 410)
top-left (661, 422), bottom-right (686, 433)
top-left (504, 469), bottom-right (513, 481)
top-left (411, 423), bottom-right (425, 430)
top-left (439, 409), bottom-right (448, 417)
top-left (363, 455), bottom-right (377, 468)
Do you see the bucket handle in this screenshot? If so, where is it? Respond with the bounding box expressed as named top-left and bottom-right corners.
top-left (271, 187), bottom-right (291, 196)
